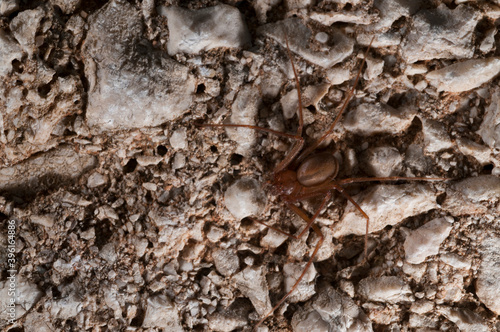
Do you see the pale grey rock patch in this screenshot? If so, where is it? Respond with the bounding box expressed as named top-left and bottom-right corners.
top-left (0, 277), bottom-right (43, 321)
top-left (258, 17), bottom-right (354, 68)
top-left (170, 127), bottom-right (188, 150)
top-left (87, 171), bottom-right (107, 188)
top-left (142, 294), bottom-right (184, 330)
top-left (456, 137), bottom-right (495, 167)
top-left (419, 117), bottom-right (454, 153)
top-left (326, 66), bottom-right (350, 85)
top-left (99, 243), bottom-right (117, 264)
top-left (370, 0), bottom-right (419, 31)
top-left (403, 216), bottom-right (453, 264)
top-left (83, 0), bottom-right (195, 132)
top-left (361, 146), bottom-right (403, 177)
top-left (30, 214), bottom-right (55, 228)
top-left (224, 178), bottom-right (267, 220)
top-left (23, 312), bottom-right (55, 332)
top-left (0, 0), bottom-right (19, 15)
top-left (439, 253), bottom-right (471, 270)
top-left (343, 103), bottom-right (416, 136)
top-left (401, 4), bottom-right (480, 63)
top-left (0, 29), bottom-right (23, 77)
top-left (437, 306), bottom-right (489, 332)
top-left (333, 184), bottom-right (438, 237)
top-left (284, 262), bottom-right (317, 303)
top-left (364, 56), bottom-right (384, 80)
top-left (450, 175), bottom-right (500, 203)
top-left (358, 276), bottom-right (413, 303)
top-left (281, 83), bottom-right (329, 120)
top-left (426, 58), bottom-right (500, 93)
top-left (9, 6), bottom-right (45, 56)
top-left (213, 248), bottom-right (239, 277)
top-left (410, 300), bottom-right (434, 314)
top-left (0, 145), bottom-right (96, 196)
top-left (159, 4), bottom-right (251, 55)
top-left (260, 229), bottom-right (288, 249)
top-left (475, 236), bottom-right (500, 315)
top-left (480, 28), bottom-right (497, 53)
top-left (50, 290), bottom-right (83, 319)
top-left (136, 155), bottom-right (163, 166)
top-left (225, 84), bottom-right (261, 156)
top-left (292, 283), bottom-right (372, 332)
top-left (477, 87), bottom-right (500, 149)
top-left (233, 266), bottom-right (272, 317)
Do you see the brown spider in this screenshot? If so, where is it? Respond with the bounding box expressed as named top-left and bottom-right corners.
top-left (199, 33), bottom-right (443, 329)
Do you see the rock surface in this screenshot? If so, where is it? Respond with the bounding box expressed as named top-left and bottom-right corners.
top-left (1, 1), bottom-right (499, 331)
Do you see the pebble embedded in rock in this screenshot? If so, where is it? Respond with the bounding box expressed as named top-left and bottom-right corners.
top-left (87, 172), bottom-right (107, 188)
top-left (361, 146), bottom-right (403, 177)
top-left (224, 177), bottom-right (267, 220)
top-left (0, 277), bottom-right (43, 320)
top-left (258, 17), bottom-right (354, 68)
top-left (343, 103), bottom-right (416, 136)
top-left (170, 127), bottom-right (188, 150)
top-left (83, 0), bottom-right (195, 132)
top-left (477, 87), bottom-right (500, 149)
top-left (142, 295), bottom-right (184, 330)
top-left (233, 266), bottom-right (272, 317)
top-left (0, 29), bottom-right (23, 77)
top-left (159, 4), bottom-right (251, 55)
top-left (404, 216), bottom-right (453, 264)
top-left (292, 283), bottom-right (372, 332)
top-left (401, 4), bottom-right (479, 63)
top-left (426, 57), bottom-right (500, 93)
top-left (358, 276), bottom-right (413, 303)
top-left (212, 248), bottom-right (239, 277)
top-left (9, 6), bottom-right (45, 56)
top-left (283, 262), bottom-right (317, 303)
top-left (419, 117), bottom-right (454, 153)
top-left (225, 84), bottom-right (261, 156)
top-left (475, 236), bottom-right (500, 315)
top-left (333, 183), bottom-right (438, 237)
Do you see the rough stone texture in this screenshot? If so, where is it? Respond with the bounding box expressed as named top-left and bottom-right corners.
top-left (0, 145), bottom-right (96, 197)
top-left (426, 58), bottom-right (500, 93)
top-left (358, 276), bottom-right (413, 304)
top-left (333, 184), bottom-right (439, 237)
top-left (404, 216), bottom-right (453, 264)
top-left (476, 237), bottom-right (500, 315)
top-left (224, 177), bottom-right (267, 220)
top-left (361, 146), bottom-right (403, 177)
top-left (2, 1), bottom-right (500, 331)
top-left (343, 103), bottom-right (416, 136)
top-left (258, 17), bottom-right (354, 68)
top-left (159, 4), bottom-right (251, 55)
top-left (82, 0), bottom-right (196, 132)
top-left (478, 87), bottom-right (500, 149)
top-left (401, 4), bottom-right (480, 63)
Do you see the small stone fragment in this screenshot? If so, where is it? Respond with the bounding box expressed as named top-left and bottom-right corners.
top-left (401, 4), bottom-right (479, 63)
top-left (9, 7), bottom-right (45, 56)
top-left (0, 277), bottom-right (43, 321)
top-left (361, 146), bottom-right (403, 177)
top-left (283, 262), bottom-right (317, 303)
top-left (87, 172), bottom-right (107, 188)
top-left (30, 214), bottom-right (55, 228)
top-left (420, 117), bottom-right (454, 153)
top-left (170, 128), bottom-right (188, 150)
top-left (0, 145), bottom-right (96, 197)
top-left (292, 283), bottom-right (372, 332)
top-left (333, 184), bottom-right (438, 237)
top-left (213, 248), bottom-right (239, 277)
top-left (358, 276), bottom-right (413, 303)
top-left (426, 58), bottom-right (500, 93)
top-left (0, 29), bottom-right (23, 77)
top-left (439, 253), bottom-right (471, 270)
top-left (83, 0), bottom-right (195, 132)
top-left (477, 87), bottom-right (500, 149)
top-left (50, 290), bottom-right (83, 319)
top-left (159, 4), bottom-right (251, 55)
top-left (0, 0), bottom-right (19, 16)
top-left (258, 17), bottom-right (354, 68)
top-left (225, 84), bottom-right (261, 156)
top-left (136, 155), bottom-right (163, 166)
top-left (343, 103), bottom-right (416, 136)
top-left (224, 177), bottom-right (267, 220)
top-left (142, 295), bottom-right (184, 330)
top-left (404, 216), bottom-right (453, 264)
top-left (437, 306), bottom-right (489, 332)
top-left (475, 236), bottom-right (500, 315)
top-left (50, 0), bottom-right (81, 14)
top-left (233, 266), bottom-right (272, 316)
